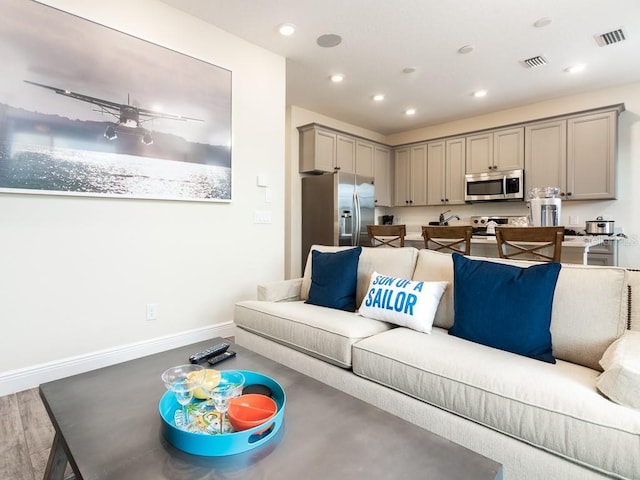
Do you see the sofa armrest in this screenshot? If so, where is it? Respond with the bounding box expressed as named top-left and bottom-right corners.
top-left (257, 278), bottom-right (303, 302)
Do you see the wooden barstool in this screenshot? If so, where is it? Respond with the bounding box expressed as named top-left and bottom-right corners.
top-left (495, 226), bottom-right (564, 262)
top-left (367, 224), bottom-right (406, 247)
top-left (422, 225), bottom-right (473, 255)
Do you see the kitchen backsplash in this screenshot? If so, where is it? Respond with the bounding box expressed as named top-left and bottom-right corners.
top-left (376, 200), bottom-right (620, 234)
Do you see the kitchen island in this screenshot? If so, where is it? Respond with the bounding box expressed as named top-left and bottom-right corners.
top-left (404, 232), bottom-right (621, 266)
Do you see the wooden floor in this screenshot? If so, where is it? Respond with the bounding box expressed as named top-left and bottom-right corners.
top-left (0, 388), bottom-right (70, 480)
top-left (1, 338), bottom-right (235, 479)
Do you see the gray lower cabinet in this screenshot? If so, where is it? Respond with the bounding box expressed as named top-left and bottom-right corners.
top-left (587, 239), bottom-right (619, 266)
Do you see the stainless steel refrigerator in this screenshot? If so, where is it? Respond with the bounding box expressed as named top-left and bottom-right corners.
top-left (301, 172), bottom-right (375, 265)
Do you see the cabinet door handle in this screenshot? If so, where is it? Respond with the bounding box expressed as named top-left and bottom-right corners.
top-left (445, 198), bottom-right (449, 202)
top-left (567, 192), bottom-right (572, 197)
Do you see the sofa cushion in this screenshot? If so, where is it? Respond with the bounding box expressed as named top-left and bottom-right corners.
top-left (234, 300), bottom-right (393, 368)
top-left (301, 245), bottom-right (419, 308)
top-left (359, 271), bottom-right (448, 334)
top-left (306, 247), bottom-right (362, 312)
top-left (412, 249), bottom-right (628, 370)
top-left (352, 327), bottom-right (640, 479)
top-left (449, 253), bottom-right (561, 363)
top-left (597, 330), bottom-right (640, 410)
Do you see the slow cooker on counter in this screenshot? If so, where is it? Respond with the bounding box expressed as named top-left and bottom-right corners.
top-left (585, 216), bottom-right (615, 235)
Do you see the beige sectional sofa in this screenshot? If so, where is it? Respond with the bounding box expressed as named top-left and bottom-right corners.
top-left (235, 246), bottom-right (640, 480)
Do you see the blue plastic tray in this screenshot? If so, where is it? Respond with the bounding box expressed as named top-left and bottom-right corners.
top-left (159, 370), bottom-right (286, 456)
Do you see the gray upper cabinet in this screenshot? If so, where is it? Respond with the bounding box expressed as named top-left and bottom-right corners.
top-left (427, 137), bottom-right (465, 206)
top-left (299, 124), bottom-right (386, 177)
top-left (299, 123), bottom-right (395, 207)
top-left (525, 119), bottom-right (567, 196)
top-left (299, 125), bottom-right (337, 173)
top-left (445, 137), bottom-right (466, 204)
top-left (525, 108), bottom-right (619, 201)
top-left (355, 140), bottom-right (375, 178)
top-left (567, 110), bottom-right (617, 200)
top-left (336, 135), bottom-right (356, 173)
top-left (395, 144), bottom-right (427, 206)
top-left (466, 133), bottom-right (493, 174)
top-left (466, 127), bottom-right (524, 174)
top-left (373, 145), bottom-right (393, 207)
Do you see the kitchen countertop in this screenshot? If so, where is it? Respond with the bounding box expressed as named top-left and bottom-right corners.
top-left (403, 232), bottom-right (613, 248)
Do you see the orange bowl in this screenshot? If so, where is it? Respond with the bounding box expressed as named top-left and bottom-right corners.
top-left (227, 394), bottom-right (277, 431)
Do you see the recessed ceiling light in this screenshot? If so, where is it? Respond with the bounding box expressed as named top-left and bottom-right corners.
top-left (405, 108), bottom-right (416, 116)
top-left (458, 45), bottom-right (475, 54)
top-left (533, 17), bottom-right (552, 28)
top-left (402, 67), bottom-right (417, 74)
top-left (473, 90), bottom-right (488, 98)
top-left (317, 34), bottom-right (342, 48)
top-left (330, 73), bottom-right (345, 83)
top-left (373, 94), bottom-right (385, 102)
top-left (278, 23), bottom-right (296, 36)
top-left (565, 64), bottom-right (586, 74)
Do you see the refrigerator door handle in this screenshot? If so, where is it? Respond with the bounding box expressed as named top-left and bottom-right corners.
top-left (353, 191), bottom-right (360, 246)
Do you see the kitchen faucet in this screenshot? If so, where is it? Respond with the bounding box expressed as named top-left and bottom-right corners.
top-left (439, 210), bottom-right (461, 225)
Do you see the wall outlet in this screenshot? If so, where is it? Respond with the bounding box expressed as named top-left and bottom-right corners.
top-left (569, 215), bottom-right (579, 225)
top-left (146, 303), bottom-right (159, 321)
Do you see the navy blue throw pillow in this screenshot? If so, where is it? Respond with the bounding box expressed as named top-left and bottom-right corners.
top-left (306, 247), bottom-right (362, 312)
top-left (449, 253), bottom-right (561, 363)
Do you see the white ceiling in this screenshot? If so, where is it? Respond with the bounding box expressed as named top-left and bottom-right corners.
top-left (160, 0), bottom-right (640, 135)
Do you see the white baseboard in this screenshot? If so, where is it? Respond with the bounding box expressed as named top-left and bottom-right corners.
top-left (0, 322), bottom-right (236, 396)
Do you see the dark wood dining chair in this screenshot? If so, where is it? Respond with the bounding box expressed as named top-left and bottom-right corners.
top-left (422, 225), bottom-right (473, 255)
top-left (367, 224), bottom-right (406, 247)
top-left (495, 226), bottom-right (564, 262)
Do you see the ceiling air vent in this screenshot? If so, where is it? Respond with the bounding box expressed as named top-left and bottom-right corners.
top-left (522, 55), bottom-right (549, 68)
top-left (595, 27), bottom-right (627, 47)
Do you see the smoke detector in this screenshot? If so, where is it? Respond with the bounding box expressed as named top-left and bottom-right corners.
top-left (595, 27), bottom-right (627, 47)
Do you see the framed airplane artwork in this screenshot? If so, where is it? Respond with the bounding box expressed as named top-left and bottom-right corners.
top-left (0, 0), bottom-right (232, 202)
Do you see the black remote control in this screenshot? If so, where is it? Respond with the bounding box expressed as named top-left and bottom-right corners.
top-left (207, 350), bottom-right (236, 366)
top-left (189, 342), bottom-right (230, 364)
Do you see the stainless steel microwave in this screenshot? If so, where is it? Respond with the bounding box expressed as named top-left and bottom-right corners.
top-left (464, 169), bottom-right (524, 202)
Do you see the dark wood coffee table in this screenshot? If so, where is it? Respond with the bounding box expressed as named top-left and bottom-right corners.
top-left (40, 338), bottom-right (502, 479)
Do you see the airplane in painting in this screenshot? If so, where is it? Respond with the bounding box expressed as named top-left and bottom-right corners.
top-left (24, 80), bottom-right (203, 145)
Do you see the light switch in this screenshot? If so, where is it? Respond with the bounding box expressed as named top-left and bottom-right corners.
top-left (257, 175), bottom-right (269, 187)
top-left (254, 210), bottom-right (272, 224)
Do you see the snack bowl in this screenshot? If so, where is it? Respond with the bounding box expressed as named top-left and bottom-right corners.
top-left (227, 394), bottom-right (277, 431)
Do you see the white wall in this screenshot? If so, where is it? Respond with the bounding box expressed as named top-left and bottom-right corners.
top-left (287, 82), bottom-right (640, 271)
top-left (0, 0), bottom-right (286, 387)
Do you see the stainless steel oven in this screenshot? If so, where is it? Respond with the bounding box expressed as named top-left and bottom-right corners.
top-left (464, 169), bottom-right (524, 202)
